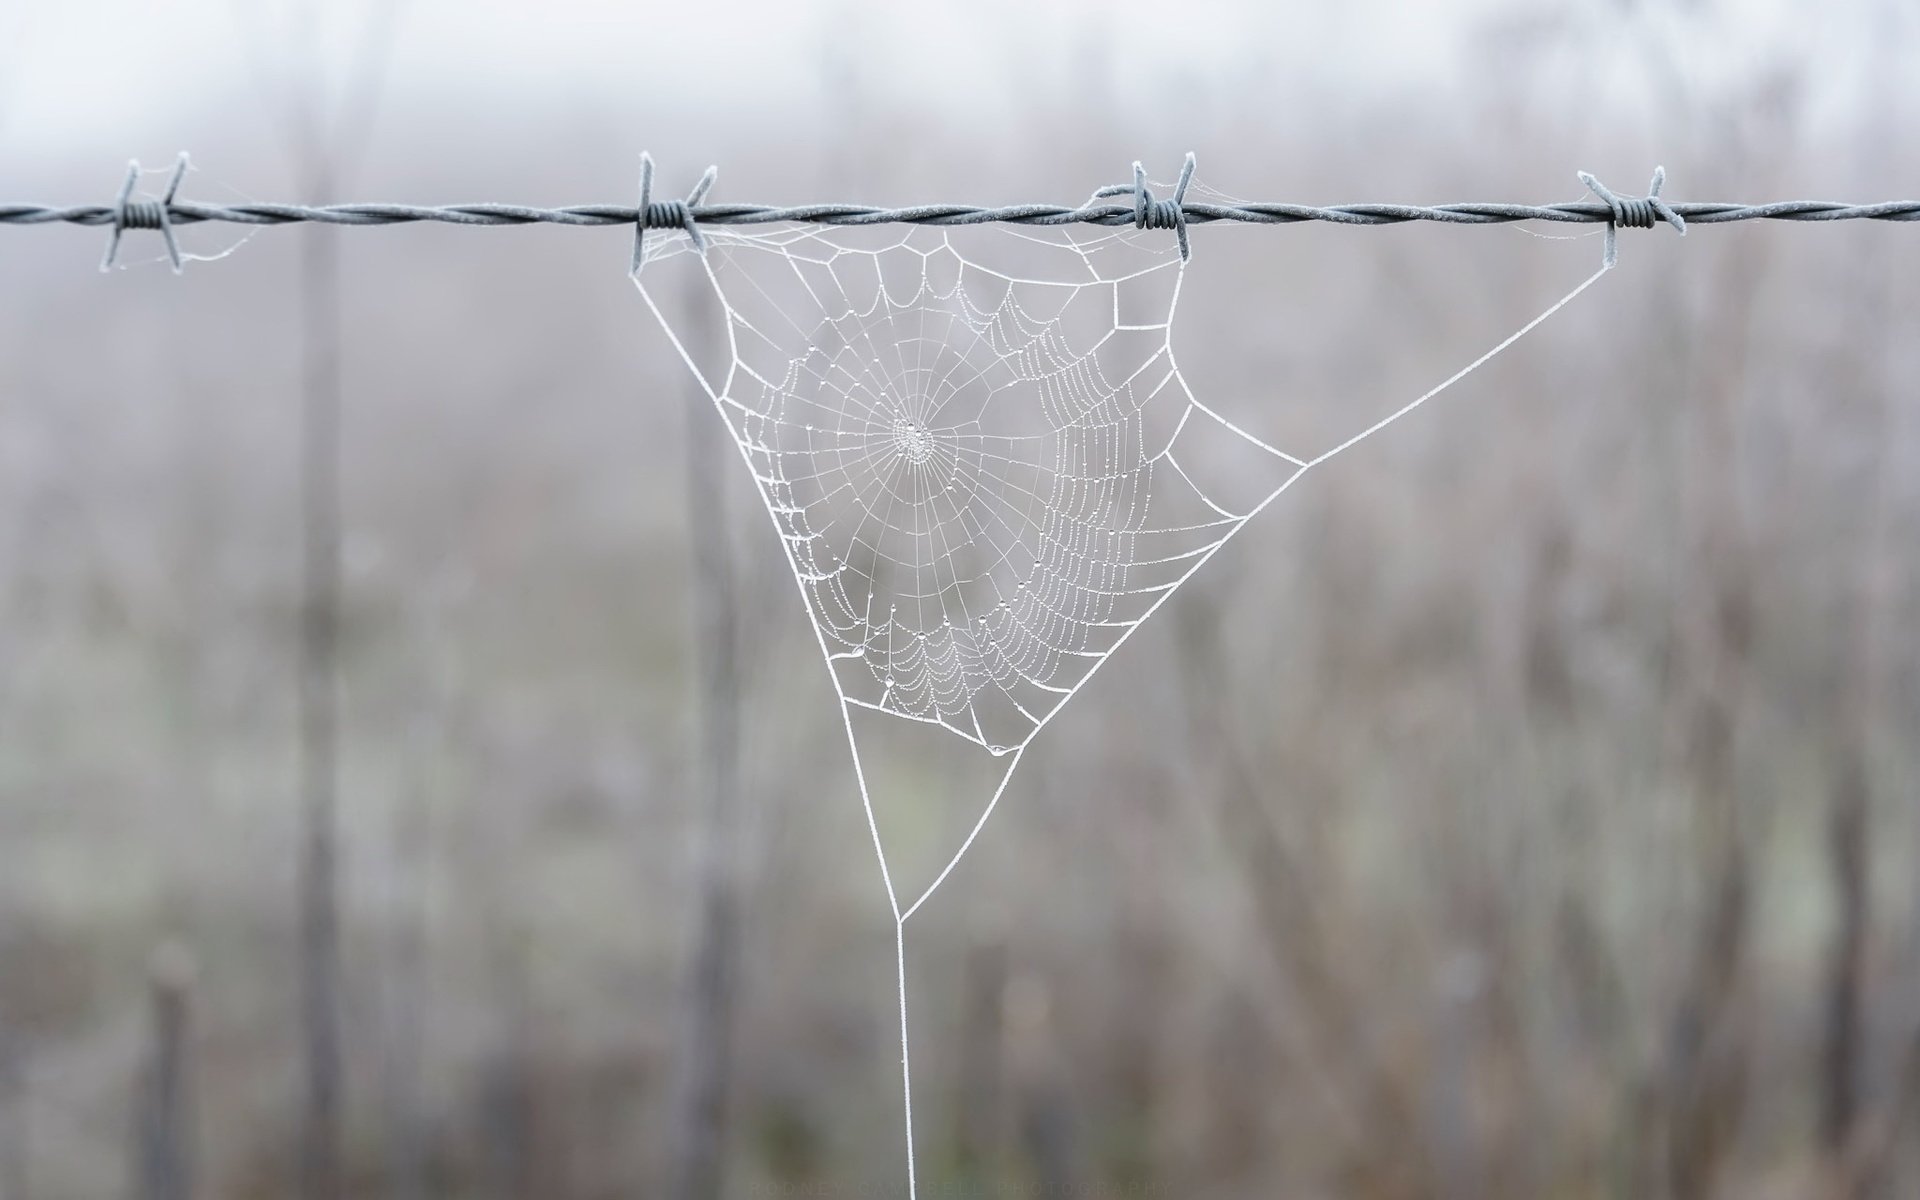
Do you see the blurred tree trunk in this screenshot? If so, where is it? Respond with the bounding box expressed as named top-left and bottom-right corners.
top-left (1007, 971), bottom-right (1078, 1198)
top-left (1817, 373), bottom-right (1886, 1200)
top-left (1020, 1086), bottom-right (1078, 1193)
top-left (296, 142), bottom-right (345, 1200)
top-left (666, 272), bottom-right (744, 1200)
top-left (133, 947), bottom-right (195, 1200)
top-left (1103, 855), bottom-right (1169, 1191)
top-left (254, 11), bottom-right (402, 1194)
top-left (950, 938), bottom-right (1008, 1185)
top-left (1820, 16), bottom-right (1900, 1191)
top-left (1821, 750), bottom-right (1868, 1154)
top-left (0, 1030), bottom-right (25, 1200)
top-left (483, 933), bottom-right (539, 1200)
top-left (1659, 228), bottom-right (1768, 1200)
top-left (379, 697), bottom-right (445, 1200)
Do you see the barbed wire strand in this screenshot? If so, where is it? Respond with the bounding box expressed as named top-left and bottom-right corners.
top-left (3, 152), bottom-right (1914, 273)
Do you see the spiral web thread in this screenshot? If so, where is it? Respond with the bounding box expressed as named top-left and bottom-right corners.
top-left (632, 186), bottom-right (1608, 1196)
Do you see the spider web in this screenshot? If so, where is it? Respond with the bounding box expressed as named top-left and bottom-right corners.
top-left (633, 188), bottom-right (1608, 1197)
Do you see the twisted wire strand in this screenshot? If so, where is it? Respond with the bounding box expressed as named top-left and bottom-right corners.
top-left (10, 197), bottom-right (1919, 229)
top-left (6, 151), bottom-right (1916, 276)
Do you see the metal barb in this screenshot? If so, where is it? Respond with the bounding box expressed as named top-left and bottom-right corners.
top-left (100, 152), bottom-right (190, 273)
top-left (1091, 153), bottom-right (1200, 260)
top-left (631, 153), bottom-right (718, 276)
top-left (1130, 152), bottom-right (1198, 260)
top-left (1577, 165), bottom-right (1687, 269)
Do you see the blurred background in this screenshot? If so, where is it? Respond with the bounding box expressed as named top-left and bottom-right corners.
top-left (2, 1), bottom-right (1918, 1197)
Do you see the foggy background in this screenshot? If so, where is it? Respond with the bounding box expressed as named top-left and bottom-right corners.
top-left (2, 1), bottom-right (1918, 1196)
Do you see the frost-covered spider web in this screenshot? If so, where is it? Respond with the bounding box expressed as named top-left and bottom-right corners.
top-left (633, 172), bottom-right (1608, 1197)
top-left (655, 223), bottom-right (1303, 755)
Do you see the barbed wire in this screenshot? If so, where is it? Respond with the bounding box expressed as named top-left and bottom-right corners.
top-left (3, 153), bottom-right (1915, 273)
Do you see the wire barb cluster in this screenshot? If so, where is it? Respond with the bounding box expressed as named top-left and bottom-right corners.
top-left (1090, 153), bottom-right (1199, 260)
top-left (1579, 166), bottom-right (1686, 268)
top-left (629, 151), bottom-right (716, 275)
top-left (100, 152), bottom-right (191, 273)
top-left (4, 151), bottom-right (1915, 273)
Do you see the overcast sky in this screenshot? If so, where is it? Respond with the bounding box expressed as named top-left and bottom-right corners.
top-left (0, 0), bottom-right (1909, 204)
